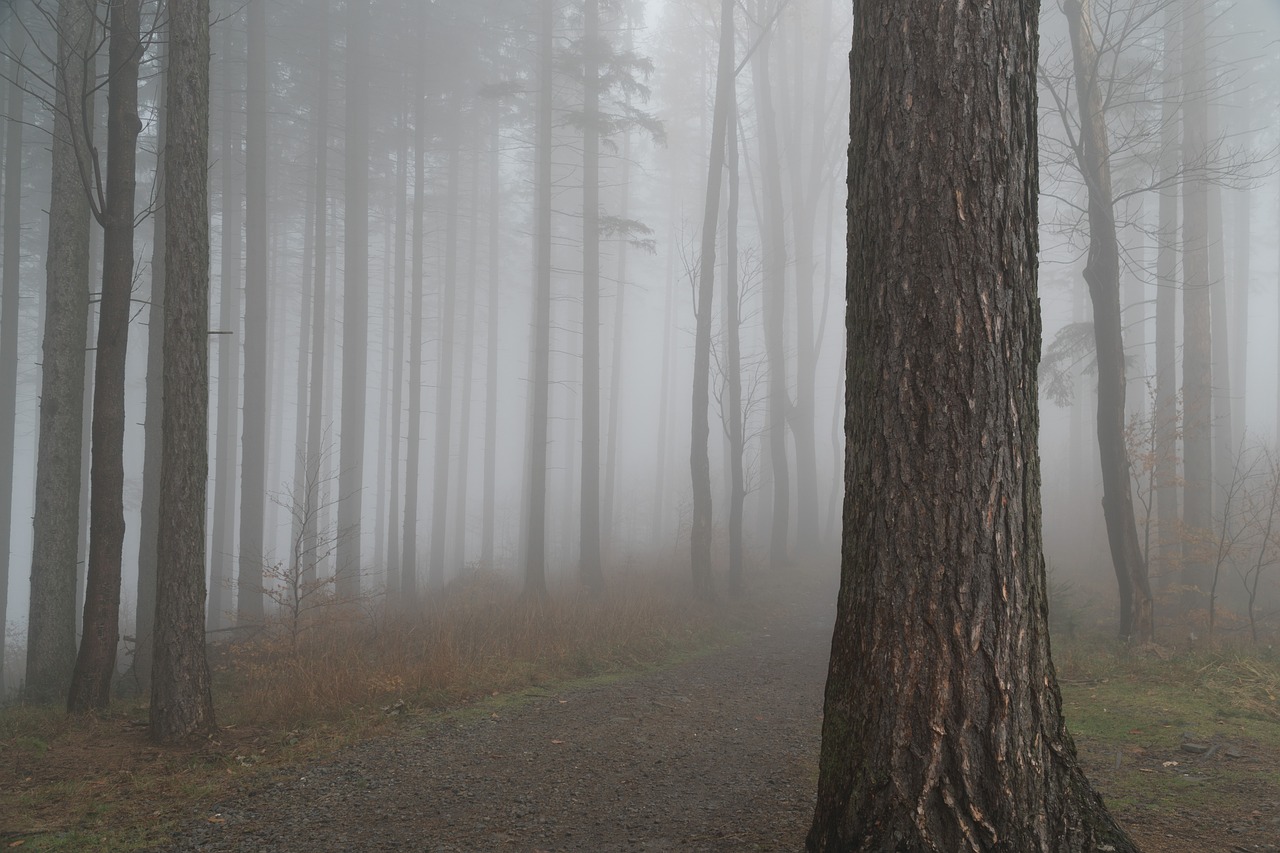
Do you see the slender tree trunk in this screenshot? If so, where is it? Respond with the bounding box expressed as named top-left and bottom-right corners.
top-left (750, 15), bottom-right (791, 571)
top-left (134, 44), bottom-right (166, 691)
top-left (238, 0), bottom-right (268, 625)
top-left (385, 109), bottom-right (408, 591)
top-left (481, 102), bottom-right (501, 569)
top-left (602, 137), bottom-right (629, 563)
top-left (1209, 175), bottom-right (1231, 499)
top-left (1230, 99), bottom-right (1249, 450)
top-left (25, 0), bottom-right (95, 705)
top-left (401, 21), bottom-right (426, 602)
top-left (652, 213), bottom-right (676, 544)
top-left (338, 0), bottom-right (370, 601)
top-left (290, 175), bottom-right (314, 589)
top-left (1181, 0), bottom-right (1213, 608)
top-left (807, 1), bottom-right (1137, 845)
top-left (454, 150), bottom-right (481, 572)
top-left (0, 19), bottom-right (24, 693)
top-left (150, 0), bottom-right (216, 741)
top-left (1155, 15), bottom-right (1179, 591)
top-left (725, 91), bottom-right (745, 597)
top-left (579, 0), bottom-right (605, 592)
top-left (1065, 0), bottom-right (1153, 643)
top-left (430, 99), bottom-right (461, 591)
top-left (524, 0), bottom-right (555, 600)
top-left (689, 0), bottom-right (734, 601)
top-left (209, 16), bottom-right (242, 630)
top-left (303, 0), bottom-right (330, 590)
top-left (70, 0), bottom-right (143, 713)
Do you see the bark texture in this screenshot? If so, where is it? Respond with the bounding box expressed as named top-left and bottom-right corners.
top-left (807, 1), bottom-right (1138, 849)
top-left (26, 0), bottom-right (95, 704)
top-left (150, 0), bottom-right (216, 742)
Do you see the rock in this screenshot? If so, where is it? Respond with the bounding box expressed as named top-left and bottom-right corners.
top-left (1180, 742), bottom-right (1212, 754)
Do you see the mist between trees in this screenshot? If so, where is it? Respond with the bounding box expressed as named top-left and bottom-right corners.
top-left (0, 0), bottom-right (1275, 736)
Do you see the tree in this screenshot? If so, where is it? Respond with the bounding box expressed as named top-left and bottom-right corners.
top-left (69, 0), bottom-right (144, 713)
top-left (1058, 0), bottom-right (1153, 642)
top-left (150, 0), bottom-right (215, 742)
top-left (0, 14), bottom-right (24, 695)
top-left (806, 0), bottom-right (1137, 847)
top-left (25, 0), bottom-right (95, 705)
top-left (579, 0), bottom-right (604, 593)
top-left (338, 0), bottom-right (369, 602)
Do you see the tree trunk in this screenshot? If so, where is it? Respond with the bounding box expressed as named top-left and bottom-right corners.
top-left (303, 0), bottom-right (330, 591)
top-left (134, 43), bottom-right (167, 691)
top-left (209, 14), bottom-right (242, 630)
top-left (481, 102), bottom-right (501, 570)
top-left (578, 0), bottom-right (605, 592)
top-left (430, 99), bottom-right (460, 591)
top-left (70, 0), bottom-right (143, 713)
top-left (25, 0), bottom-right (95, 705)
top-left (1181, 0), bottom-right (1212, 609)
top-left (150, 0), bottom-right (216, 741)
top-left (1229, 97), bottom-right (1249, 452)
top-left (725, 89), bottom-right (745, 597)
top-left (524, 0), bottom-right (554, 601)
top-left (807, 1), bottom-right (1138, 847)
top-left (238, 0), bottom-right (268, 625)
top-left (385, 108), bottom-right (408, 592)
top-left (750, 14), bottom-right (791, 572)
top-left (1154, 15), bottom-right (1179, 591)
top-left (454, 150), bottom-right (480, 572)
top-left (0, 17), bottom-right (24, 694)
top-left (401, 20), bottom-right (426, 602)
top-left (689, 0), bottom-right (734, 602)
top-left (338, 0), bottom-right (369, 602)
top-left (1064, 0), bottom-right (1153, 643)
top-left (1209, 176), bottom-right (1231, 499)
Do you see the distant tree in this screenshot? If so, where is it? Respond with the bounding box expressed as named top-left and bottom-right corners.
top-left (806, 0), bottom-right (1137, 848)
top-left (150, 0), bottom-right (216, 742)
top-left (25, 0), bottom-right (96, 705)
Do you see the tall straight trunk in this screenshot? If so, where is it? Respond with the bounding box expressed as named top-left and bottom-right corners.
top-left (1181, 0), bottom-right (1212, 606)
top-left (1208, 172), bottom-right (1231, 497)
top-left (481, 103), bottom-right (501, 569)
top-left (303, 0), bottom-right (330, 589)
top-left (807, 0), bottom-right (1136, 844)
top-left (1229, 101), bottom-right (1249, 449)
top-left (751, 16), bottom-right (791, 571)
top-left (690, 0), bottom-right (734, 601)
top-left (1154, 15), bottom-right (1179, 590)
top-left (290, 175), bottom-right (314, 587)
top-left (430, 99), bottom-right (461, 590)
top-left (0, 20), bottom-right (23, 692)
top-left (209, 17), bottom-right (242, 628)
top-left (579, 0), bottom-right (604, 592)
top-left (453, 151), bottom-right (480, 571)
top-left (385, 112), bottom-right (408, 590)
top-left (26, 0), bottom-right (95, 705)
top-left (135, 46), bottom-right (167, 690)
top-left (524, 0), bottom-right (554, 600)
top-left (70, 0), bottom-right (143, 713)
top-left (238, 0), bottom-right (268, 624)
top-left (401, 26), bottom-right (426, 602)
top-left (602, 139), bottom-right (630, 560)
top-left (150, 0), bottom-right (216, 741)
top-left (1065, 0), bottom-right (1153, 643)
top-left (338, 0), bottom-right (370, 601)
top-left (725, 91), bottom-right (745, 596)
top-left (652, 211), bottom-right (676, 543)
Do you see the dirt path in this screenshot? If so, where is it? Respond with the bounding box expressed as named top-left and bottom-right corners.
top-left (162, 610), bottom-right (833, 852)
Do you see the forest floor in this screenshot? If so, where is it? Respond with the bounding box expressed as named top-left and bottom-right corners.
top-left (3, 578), bottom-right (1280, 852)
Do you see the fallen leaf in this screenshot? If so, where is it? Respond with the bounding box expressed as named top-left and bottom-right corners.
top-left (10, 841), bottom-right (27, 848)
top-left (207, 815), bottom-right (226, 824)
top-left (551, 739), bottom-right (565, 745)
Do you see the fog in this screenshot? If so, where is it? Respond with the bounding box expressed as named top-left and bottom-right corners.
top-left (1, 0), bottom-right (1279, 694)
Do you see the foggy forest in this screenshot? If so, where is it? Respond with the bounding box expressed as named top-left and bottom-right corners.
top-left (0, 0), bottom-right (1278, 849)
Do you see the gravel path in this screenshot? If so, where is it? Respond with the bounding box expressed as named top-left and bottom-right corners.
top-left (160, 612), bottom-right (833, 852)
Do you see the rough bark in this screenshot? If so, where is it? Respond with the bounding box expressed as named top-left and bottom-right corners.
top-left (338, 0), bottom-right (370, 602)
top-left (1180, 0), bottom-right (1212, 607)
top-left (806, 0), bottom-right (1139, 848)
top-left (1064, 0), bottom-right (1153, 643)
top-left (237, 0), bottom-right (269, 625)
top-left (26, 0), bottom-right (95, 705)
top-left (524, 0), bottom-right (554, 601)
top-left (69, 0), bottom-right (143, 713)
top-left (150, 0), bottom-right (216, 742)
top-left (0, 17), bottom-right (24, 695)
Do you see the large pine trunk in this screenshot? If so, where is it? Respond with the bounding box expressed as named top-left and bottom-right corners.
top-left (26, 0), bottom-right (95, 704)
top-left (807, 0), bottom-right (1137, 848)
top-left (150, 0), bottom-right (215, 742)
top-left (70, 0), bottom-right (143, 713)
